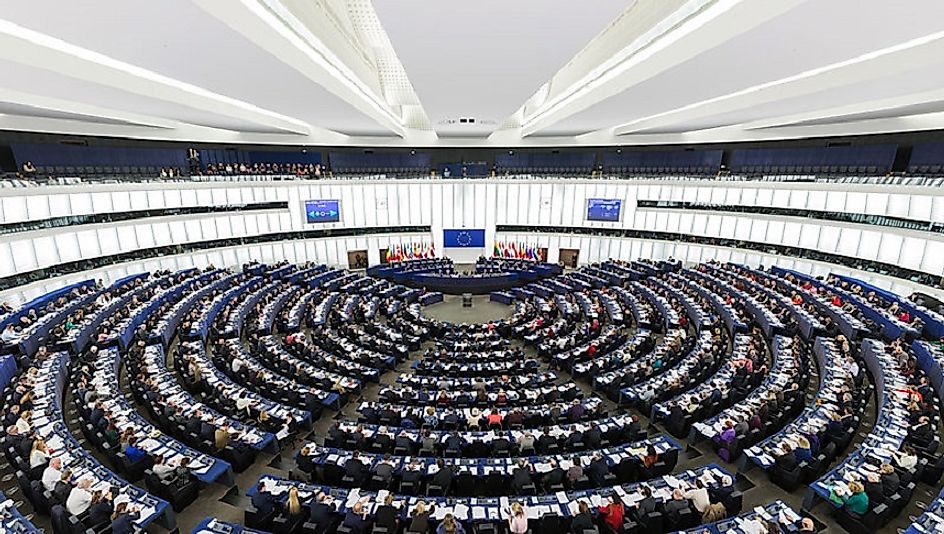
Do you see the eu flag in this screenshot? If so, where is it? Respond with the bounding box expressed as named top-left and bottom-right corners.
top-left (443, 229), bottom-right (486, 247)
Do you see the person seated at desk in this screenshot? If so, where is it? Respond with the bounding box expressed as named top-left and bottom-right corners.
top-left (87, 489), bottom-right (114, 526)
top-left (794, 436), bottom-right (813, 463)
top-left (42, 457), bottom-right (62, 492)
top-left (437, 512), bottom-right (465, 534)
top-left (879, 463), bottom-right (900, 496)
top-left (492, 429), bottom-right (512, 455)
top-left (542, 458), bottom-right (565, 491)
top-left (283, 487), bottom-right (306, 522)
top-left (909, 416), bottom-right (934, 447)
top-left (110, 502), bottom-right (139, 534)
top-left (308, 491), bottom-right (336, 532)
top-left (66, 478), bottom-right (94, 516)
top-left (829, 480), bottom-right (869, 516)
top-left (893, 446), bottom-right (918, 471)
top-left (445, 430), bottom-right (465, 453)
top-left (511, 459), bottom-right (534, 493)
top-left (342, 501), bottom-right (370, 534)
top-left (663, 489), bottom-right (692, 523)
top-left (295, 447), bottom-right (314, 476)
top-left (29, 437), bottom-right (48, 471)
top-left (251, 481), bottom-right (276, 517)
top-left (507, 501), bottom-right (529, 534)
top-left (374, 493), bottom-right (400, 532)
top-left (373, 453), bottom-right (396, 485)
top-left (571, 502), bottom-right (595, 533)
top-left (684, 479), bottom-right (711, 515)
top-left (597, 493), bottom-right (625, 533)
top-left (409, 500), bottom-right (436, 534)
top-left (344, 451), bottom-right (367, 486)
top-left (864, 472), bottom-right (885, 505)
top-left (774, 443), bottom-right (798, 472)
top-left (640, 445), bottom-right (659, 470)
top-left (123, 436), bottom-right (148, 465)
top-left (486, 409), bottom-right (503, 429)
top-left (517, 431), bottom-right (536, 453)
top-left (636, 485), bottom-right (660, 516)
top-left (587, 452), bottom-right (610, 486)
top-left (430, 458), bottom-right (454, 492)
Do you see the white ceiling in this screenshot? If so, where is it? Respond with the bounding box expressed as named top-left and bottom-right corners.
top-left (0, 0), bottom-right (943, 147)
top-left (371, 0), bottom-right (628, 137)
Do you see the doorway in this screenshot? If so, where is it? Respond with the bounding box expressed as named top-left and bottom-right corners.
top-left (559, 248), bottom-right (580, 268)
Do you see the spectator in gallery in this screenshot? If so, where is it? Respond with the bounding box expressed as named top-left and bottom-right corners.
top-left (22, 161), bottom-right (36, 176)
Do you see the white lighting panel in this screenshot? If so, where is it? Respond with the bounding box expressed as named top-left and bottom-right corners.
top-left (734, 216), bottom-right (752, 240)
top-left (766, 220), bottom-right (785, 244)
top-left (24, 195), bottom-right (50, 221)
top-left (147, 190), bottom-right (165, 209)
top-left (111, 191), bottom-right (131, 212)
top-left (771, 189), bottom-right (791, 208)
top-left (749, 218), bottom-right (768, 242)
top-left (718, 215), bottom-right (737, 239)
top-left (921, 241), bottom-right (944, 274)
top-left (68, 193), bottom-right (93, 216)
top-left (866, 192), bottom-right (889, 216)
top-left (0, 243), bottom-right (14, 277)
top-left (909, 195), bottom-right (932, 222)
top-left (740, 188), bottom-right (757, 206)
top-left (91, 192), bottom-right (113, 214)
top-left (215, 218), bottom-right (233, 239)
top-left (836, 228), bottom-right (861, 256)
top-left (703, 215), bottom-right (721, 237)
top-left (825, 191), bottom-right (846, 212)
top-left (10, 239), bottom-right (37, 271)
top-left (710, 187), bottom-right (727, 204)
top-left (33, 236), bottom-right (57, 267)
top-left (877, 234), bottom-right (903, 264)
top-left (857, 230), bottom-right (881, 260)
top-left (806, 190), bottom-right (827, 212)
top-left (48, 195), bottom-right (74, 218)
top-left (755, 189), bottom-right (774, 208)
top-left (781, 222), bottom-right (802, 247)
top-left (134, 225), bottom-right (156, 248)
top-left (169, 221), bottom-right (189, 243)
top-left (152, 223), bottom-right (172, 246)
top-left (817, 226), bottom-right (841, 253)
top-left (846, 192), bottom-right (867, 214)
top-left (798, 224), bottom-right (820, 249)
top-left (898, 237), bottom-right (925, 270)
top-left (885, 194), bottom-right (910, 218)
top-left (785, 190), bottom-right (805, 210)
top-left (129, 191), bottom-right (148, 211)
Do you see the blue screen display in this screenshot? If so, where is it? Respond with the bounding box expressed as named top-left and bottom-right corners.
top-left (304, 200), bottom-right (340, 223)
top-left (443, 229), bottom-right (486, 248)
top-left (587, 199), bottom-right (622, 222)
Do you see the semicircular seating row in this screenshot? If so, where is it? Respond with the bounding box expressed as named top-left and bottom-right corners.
top-left (0, 256), bottom-right (941, 534)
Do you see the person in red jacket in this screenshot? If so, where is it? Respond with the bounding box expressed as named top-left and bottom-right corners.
top-left (597, 493), bottom-right (624, 533)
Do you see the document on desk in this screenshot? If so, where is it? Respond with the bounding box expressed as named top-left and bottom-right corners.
top-left (555, 491), bottom-right (568, 504)
top-left (472, 506), bottom-right (487, 520)
top-left (433, 506), bottom-right (451, 520)
top-left (453, 503), bottom-right (470, 520)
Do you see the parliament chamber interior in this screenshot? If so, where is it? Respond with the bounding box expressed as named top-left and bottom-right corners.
top-left (1, 2), bottom-right (944, 534)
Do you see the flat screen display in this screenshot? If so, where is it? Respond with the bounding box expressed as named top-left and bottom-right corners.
top-left (304, 199), bottom-right (340, 223)
top-left (587, 198), bottom-right (622, 222)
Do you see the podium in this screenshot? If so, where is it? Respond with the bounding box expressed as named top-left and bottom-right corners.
top-left (462, 293), bottom-right (473, 308)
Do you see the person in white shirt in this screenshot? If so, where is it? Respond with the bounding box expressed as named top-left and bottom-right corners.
top-left (42, 457), bottom-right (62, 491)
top-left (29, 438), bottom-right (48, 468)
top-left (1, 325), bottom-right (18, 344)
top-left (66, 478), bottom-right (94, 516)
top-left (231, 357), bottom-right (244, 374)
top-left (15, 411), bottom-right (31, 434)
top-left (151, 455), bottom-right (175, 483)
top-left (684, 479), bottom-right (711, 513)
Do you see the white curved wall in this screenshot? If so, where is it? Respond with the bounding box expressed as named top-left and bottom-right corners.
top-left (0, 178), bottom-right (941, 301)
